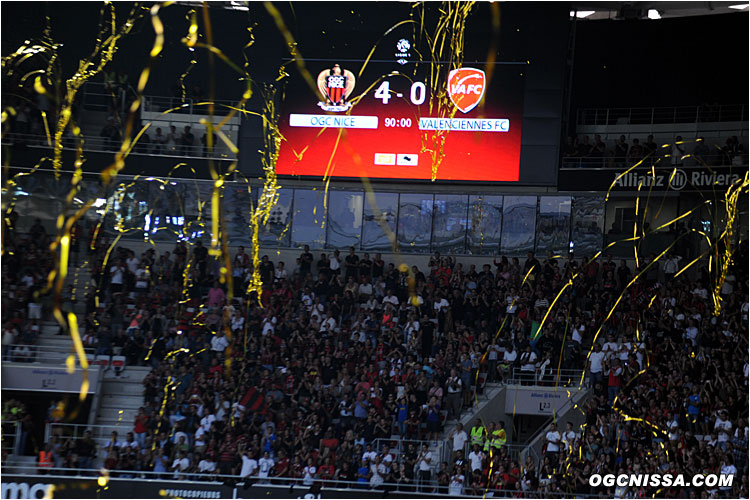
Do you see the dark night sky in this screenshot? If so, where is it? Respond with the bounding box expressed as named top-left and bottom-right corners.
top-left (2, 2), bottom-right (748, 111)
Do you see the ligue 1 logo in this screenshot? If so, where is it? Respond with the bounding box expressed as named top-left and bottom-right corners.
top-left (317, 64), bottom-right (356, 112)
top-left (447, 67), bottom-right (486, 113)
top-left (396, 38), bottom-right (411, 65)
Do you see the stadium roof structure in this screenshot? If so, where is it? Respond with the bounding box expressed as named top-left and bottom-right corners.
top-left (570, 1), bottom-right (748, 20)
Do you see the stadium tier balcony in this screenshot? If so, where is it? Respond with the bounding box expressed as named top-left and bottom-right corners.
top-left (1, 82), bottom-right (241, 163)
top-left (563, 103), bottom-right (748, 169)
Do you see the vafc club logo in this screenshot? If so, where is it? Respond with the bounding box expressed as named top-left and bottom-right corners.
top-left (447, 67), bottom-right (486, 113)
top-left (317, 64), bottom-right (356, 112)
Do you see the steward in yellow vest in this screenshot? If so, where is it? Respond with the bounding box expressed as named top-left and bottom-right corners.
top-left (492, 421), bottom-right (507, 449)
top-left (470, 420), bottom-right (485, 447)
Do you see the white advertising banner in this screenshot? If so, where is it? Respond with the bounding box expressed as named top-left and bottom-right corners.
top-left (1, 365), bottom-right (99, 393)
top-left (504, 386), bottom-right (575, 416)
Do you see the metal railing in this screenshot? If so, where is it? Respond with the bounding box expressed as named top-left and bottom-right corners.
top-left (455, 440), bottom-right (540, 466)
top-left (576, 104), bottom-right (746, 126)
top-left (79, 82), bottom-right (236, 115)
top-left (45, 422), bottom-right (135, 468)
top-left (141, 95), bottom-right (240, 118)
top-left (1, 421), bottom-right (21, 457)
top-left (2, 344), bottom-right (95, 364)
top-left (561, 152), bottom-right (748, 169)
top-left (518, 386), bottom-right (593, 469)
top-left (42, 428), bottom-right (533, 481)
top-left (1, 132), bottom-right (235, 160)
top-left (47, 423), bottom-right (129, 444)
top-left (0, 466), bottom-right (611, 497)
top-left (80, 81), bottom-right (137, 114)
top-left (372, 437), bottom-right (448, 476)
top-left (506, 368), bottom-right (585, 387)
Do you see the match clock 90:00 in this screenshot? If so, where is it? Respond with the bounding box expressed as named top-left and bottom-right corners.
top-left (384, 117), bottom-right (413, 127)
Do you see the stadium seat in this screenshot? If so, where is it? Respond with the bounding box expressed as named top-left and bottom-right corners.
top-left (111, 356), bottom-right (126, 374)
top-left (94, 355), bottom-right (111, 369)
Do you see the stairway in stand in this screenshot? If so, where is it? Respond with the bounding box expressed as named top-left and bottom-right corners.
top-left (96, 367), bottom-right (150, 430)
top-left (34, 263), bottom-right (92, 362)
top-left (49, 262), bottom-right (151, 467)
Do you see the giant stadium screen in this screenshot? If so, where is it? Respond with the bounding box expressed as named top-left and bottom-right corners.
top-left (276, 54), bottom-right (525, 182)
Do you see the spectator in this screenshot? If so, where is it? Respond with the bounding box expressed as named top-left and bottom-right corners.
top-left (210, 330), bottom-right (228, 354)
top-left (671, 136), bottom-right (686, 166)
top-left (613, 135), bottom-right (628, 167)
top-left (449, 465), bottom-right (465, 496)
top-left (603, 358), bottom-right (622, 404)
top-left (445, 369), bottom-right (463, 421)
top-left (723, 136), bottom-right (745, 166)
top-left (181, 126), bottom-right (195, 156)
top-left (590, 135), bottom-right (606, 167)
top-left (136, 125), bottom-right (151, 154)
top-left (628, 138), bottom-right (643, 163)
top-left (239, 447), bottom-right (258, 481)
top-left (171, 450), bottom-right (191, 479)
top-left (450, 423), bottom-right (468, 459)
top-left (100, 117), bottom-right (121, 151)
top-left (165, 125), bottom-right (178, 154)
top-left (109, 259), bottom-right (126, 296)
top-left (693, 136), bottom-right (711, 164)
top-left (576, 135), bottom-right (592, 157)
top-left (152, 127), bottom-right (167, 154)
top-left (207, 280), bottom-right (225, 308)
top-left (563, 136), bottom-right (577, 158)
top-left (201, 130), bottom-right (217, 157)
top-left (416, 443), bottom-right (432, 492)
top-left (544, 422), bottom-right (562, 463)
top-left (587, 342), bottom-right (605, 388)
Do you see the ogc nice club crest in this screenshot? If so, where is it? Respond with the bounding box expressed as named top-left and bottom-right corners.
top-left (317, 64), bottom-right (356, 112)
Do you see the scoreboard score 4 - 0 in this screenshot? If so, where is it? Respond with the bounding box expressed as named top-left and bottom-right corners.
top-left (276, 58), bottom-right (525, 182)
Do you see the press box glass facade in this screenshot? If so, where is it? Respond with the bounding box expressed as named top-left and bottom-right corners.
top-left (9, 174), bottom-right (611, 257)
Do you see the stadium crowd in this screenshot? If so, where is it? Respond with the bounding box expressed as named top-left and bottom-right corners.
top-left (536, 245), bottom-right (749, 498)
top-left (77, 228), bottom-right (750, 496)
top-left (1, 217), bottom-right (59, 362)
top-left (563, 134), bottom-right (746, 168)
top-left (3, 210), bottom-right (747, 497)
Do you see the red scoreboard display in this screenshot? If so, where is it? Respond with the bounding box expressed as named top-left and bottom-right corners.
top-left (276, 57), bottom-right (525, 182)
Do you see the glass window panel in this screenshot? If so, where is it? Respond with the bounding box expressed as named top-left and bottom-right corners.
top-left (570, 196), bottom-right (605, 257)
top-left (225, 184), bottom-right (256, 246)
top-left (143, 180), bottom-right (206, 242)
top-left (326, 191), bottom-right (364, 249)
top-left (536, 196), bottom-right (572, 257)
top-left (111, 182), bottom-right (149, 234)
top-left (181, 181), bottom-right (214, 217)
top-left (109, 180), bottom-right (184, 242)
top-left (361, 192), bottom-right (399, 252)
top-left (9, 174), bottom-right (63, 231)
top-left (39, 174), bottom-right (74, 200)
top-left (432, 194), bottom-right (468, 254)
top-left (291, 189), bottom-right (326, 249)
top-left (259, 188), bottom-right (293, 248)
top-left (467, 195), bottom-right (503, 255)
top-left (80, 182), bottom-right (109, 226)
top-left (604, 199), bottom-right (639, 258)
top-left (397, 193), bottom-right (434, 253)
top-left (500, 195), bottom-right (537, 255)
top-left (22, 197), bottom-right (65, 230)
